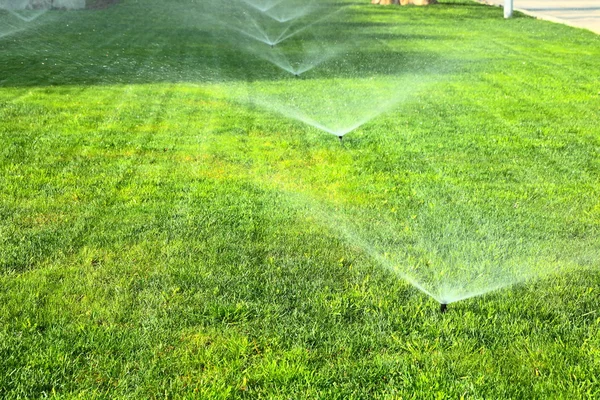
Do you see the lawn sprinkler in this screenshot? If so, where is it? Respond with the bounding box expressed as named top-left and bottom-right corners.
top-left (440, 303), bottom-right (448, 313)
top-left (338, 135), bottom-right (343, 143)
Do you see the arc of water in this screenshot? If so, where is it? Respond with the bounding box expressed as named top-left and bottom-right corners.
top-left (265, 0), bottom-right (319, 23)
top-left (435, 281), bottom-right (519, 304)
top-left (258, 101), bottom-right (342, 136)
top-left (265, 13), bottom-right (305, 24)
top-left (293, 43), bottom-right (348, 75)
top-left (239, 0), bottom-right (285, 13)
top-left (252, 93), bottom-right (376, 136)
top-left (8, 9), bottom-right (48, 23)
top-left (285, 195), bottom-right (447, 302)
top-left (233, 26), bottom-right (272, 45)
top-left (240, 23), bottom-right (352, 76)
top-left (260, 49), bottom-right (296, 74)
top-left (0, 30), bottom-right (17, 39)
top-left (272, 23), bottom-right (293, 45)
top-left (213, 18), bottom-right (273, 46)
top-left (307, 197), bottom-right (533, 305)
top-left (273, 8), bottom-right (342, 45)
top-left (249, 75), bottom-right (419, 136)
top-left (246, 14), bottom-right (279, 44)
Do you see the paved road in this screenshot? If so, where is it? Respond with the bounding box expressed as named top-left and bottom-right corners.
top-left (479, 0), bottom-right (600, 34)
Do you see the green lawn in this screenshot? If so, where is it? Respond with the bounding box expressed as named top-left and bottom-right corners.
top-left (1, 0), bottom-right (599, 397)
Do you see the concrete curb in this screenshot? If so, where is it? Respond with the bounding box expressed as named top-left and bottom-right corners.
top-left (474, 0), bottom-right (600, 35)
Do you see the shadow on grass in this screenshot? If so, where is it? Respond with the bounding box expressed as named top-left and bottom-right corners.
top-left (0, 0), bottom-right (491, 88)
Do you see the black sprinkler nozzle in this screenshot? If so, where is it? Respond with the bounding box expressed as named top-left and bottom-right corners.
top-left (294, 73), bottom-right (299, 78)
top-left (338, 135), bottom-right (343, 143)
top-left (440, 303), bottom-right (448, 313)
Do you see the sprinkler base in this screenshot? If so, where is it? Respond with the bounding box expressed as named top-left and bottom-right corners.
top-left (440, 303), bottom-right (447, 313)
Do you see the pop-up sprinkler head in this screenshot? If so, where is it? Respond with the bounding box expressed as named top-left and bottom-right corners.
top-left (270, 44), bottom-right (274, 48)
top-left (338, 135), bottom-right (343, 143)
top-left (440, 303), bottom-right (448, 313)
top-left (294, 73), bottom-right (299, 78)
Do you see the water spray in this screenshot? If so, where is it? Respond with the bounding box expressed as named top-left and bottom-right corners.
top-left (440, 303), bottom-right (447, 313)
